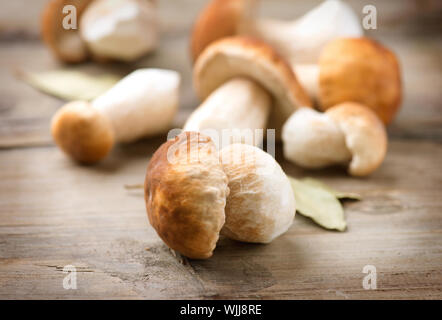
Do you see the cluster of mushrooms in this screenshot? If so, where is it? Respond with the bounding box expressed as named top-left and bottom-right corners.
top-left (46, 0), bottom-right (402, 259)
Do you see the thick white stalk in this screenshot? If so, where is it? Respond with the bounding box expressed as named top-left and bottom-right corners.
top-left (93, 69), bottom-right (180, 143)
top-left (80, 0), bottom-right (158, 61)
top-left (184, 77), bottom-right (271, 148)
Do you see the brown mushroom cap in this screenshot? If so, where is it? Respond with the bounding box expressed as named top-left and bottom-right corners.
top-left (326, 102), bottom-right (388, 177)
top-left (191, 0), bottom-right (255, 62)
top-left (41, 0), bottom-right (94, 63)
top-left (145, 132), bottom-right (229, 259)
top-left (318, 37), bottom-right (402, 125)
top-left (194, 36), bottom-right (312, 131)
top-left (51, 101), bottom-right (114, 164)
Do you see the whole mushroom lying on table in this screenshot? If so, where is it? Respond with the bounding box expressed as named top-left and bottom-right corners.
top-left (51, 69), bottom-right (180, 163)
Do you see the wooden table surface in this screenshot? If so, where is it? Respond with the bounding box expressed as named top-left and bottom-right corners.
top-left (0, 0), bottom-right (441, 299)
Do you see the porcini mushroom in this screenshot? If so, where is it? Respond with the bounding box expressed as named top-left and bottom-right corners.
top-left (184, 36), bottom-right (311, 146)
top-left (219, 143), bottom-right (296, 243)
top-left (144, 131), bottom-right (296, 259)
top-left (80, 0), bottom-right (158, 62)
top-left (282, 102), bottom-right (388, 177)
top-left (41, 0), bottom-right (94, 63)
top-left (51, 69), bottom-right (180, 163)
top-left (190, 0), bottom-right (363, 64)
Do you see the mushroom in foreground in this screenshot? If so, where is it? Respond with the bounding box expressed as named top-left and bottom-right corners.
top-left (144, 131), bottom-right (296, 259)
top-left (80, 0), bottom-right (158, 62)
top-left (51, 69), bottom-right (180, 163)
top-left (282, 102), bottom-right (388, 177)
top-left (184, 36), bottom-right (311, 146)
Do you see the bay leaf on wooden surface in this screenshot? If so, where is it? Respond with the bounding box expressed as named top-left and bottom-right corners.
top-left (301, 177), bottom-right (362, 200)
top-left (18, 69), bottom-right (120, 101)
top-left (289, 177), bottom-right (347, 231)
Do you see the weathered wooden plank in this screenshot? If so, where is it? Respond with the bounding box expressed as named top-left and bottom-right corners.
top-left (0, 140), bottom-right (441, 299)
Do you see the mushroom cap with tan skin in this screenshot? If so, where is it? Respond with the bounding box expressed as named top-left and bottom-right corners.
top-left (190, 0), bottom-right (364, 66)
top-left (318, 38), bottom-right (402, 125)
top-left (219, 143), bottom-right (295, 243)
top-left (282, 102), bottom-right (387, 177)
top-left (191, 0), bottom-right (255, 62)
top-left (194, 36), bottom-right (312, 133)
top-left (145, 132), bottom-right (229, 259)
top-left (41, 0), bottom-right (94, 63)
top-left (51, 101), bottom-right (115, 164)
top-left (51, 68), bottom-right (180, 164)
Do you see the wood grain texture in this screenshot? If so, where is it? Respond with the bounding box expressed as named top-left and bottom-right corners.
top-left (0, 0), bottom-right (441, 299)
top-left (0, 140), bottom-right (441, 299)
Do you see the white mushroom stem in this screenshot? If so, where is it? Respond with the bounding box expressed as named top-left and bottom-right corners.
top-left (80, 0), bottom-right (158, 61)
top-left (292, 64), bottom-right (320, 102)
top-left (241, 0), bottom-right (363, 64)
top-left (93, 69), bottom-right (180, 143)
top-left (282, 108), bottom-right (351, 169)
top-left (184, 77), bottom-right (271, 148)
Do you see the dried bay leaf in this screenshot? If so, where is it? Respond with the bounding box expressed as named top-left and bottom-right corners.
top-left (18, 69), bottom-right (120, 101)
top-left (289, 177), bottom-right (347, 231)
top-left (301, 177), bottom-right (362, 200)
top-left (124, 184), bottom-right (144, 190)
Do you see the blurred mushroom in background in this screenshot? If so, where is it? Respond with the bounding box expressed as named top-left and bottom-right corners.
top-left (41, 0), bottom-right (158, 63)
